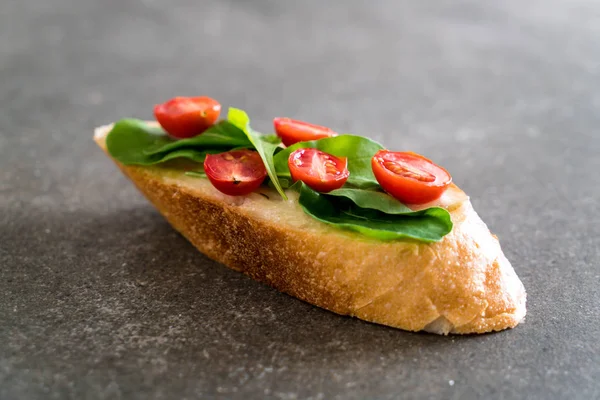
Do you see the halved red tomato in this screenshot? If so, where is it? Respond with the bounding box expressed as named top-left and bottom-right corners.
top-left (204, 150), bottom-right (267, 196)
top-left (288, 148), bottom-right (349, 192)
top-left (154, 96), bottom-right (221, 139)
top-left (274, 118), bottom-right (337, 147)
top-left (371, 150), bottom-right (452, 204)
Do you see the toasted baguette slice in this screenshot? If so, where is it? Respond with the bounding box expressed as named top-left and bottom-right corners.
top-left (94, 123), bottom-right (526, 334)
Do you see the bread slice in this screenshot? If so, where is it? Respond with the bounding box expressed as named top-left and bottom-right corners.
top-left (94, 124), bottom-right (526, 334)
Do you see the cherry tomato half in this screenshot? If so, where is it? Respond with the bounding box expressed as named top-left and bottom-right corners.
top-left (274, 118), bottom-right (337, 147)
top-left (204, 150), bottom-right (267, 196)
top-left (288, 148), bottom-right (349, 193)
top-left (371, 150), bottom-right (452, 204)
top-left (154, 96), bottom-right (221, 139)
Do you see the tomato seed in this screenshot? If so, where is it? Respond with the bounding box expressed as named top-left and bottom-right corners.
top-left (383, 161), bottom-right (436, 182)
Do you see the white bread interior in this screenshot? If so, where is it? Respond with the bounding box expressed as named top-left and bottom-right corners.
top-left (94, 123), bottom-right (526, 334)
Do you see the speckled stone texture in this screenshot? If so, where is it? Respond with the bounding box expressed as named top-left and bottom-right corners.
top-left (1, 0), bottom-right (599, 399)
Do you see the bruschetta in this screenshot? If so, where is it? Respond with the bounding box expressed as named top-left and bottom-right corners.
top-left (94, 96), bottom-right (526, 334)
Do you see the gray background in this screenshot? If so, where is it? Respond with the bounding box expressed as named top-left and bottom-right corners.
top-left (1, 0), bottom-right (599, 399)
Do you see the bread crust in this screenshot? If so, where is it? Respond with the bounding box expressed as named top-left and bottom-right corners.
top-left (95, 125), bottom-right (526, 334)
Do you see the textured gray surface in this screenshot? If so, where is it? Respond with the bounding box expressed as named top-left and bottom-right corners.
top-left (1, 0), bottom-right (599, 399)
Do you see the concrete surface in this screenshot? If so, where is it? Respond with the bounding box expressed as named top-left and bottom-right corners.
top-left (1, 0), bottom-right (599, 399)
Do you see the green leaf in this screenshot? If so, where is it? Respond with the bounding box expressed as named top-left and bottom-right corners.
top-left (325, 188), bottom-right (414, 214)
top-left (261, 134), bottom-right (282, 145)
top-left (142, 120), bottom-right (252, 155)
top-left (184, 170), bottom-right (207, 178)
top-left (297, 183), bottom-right (452, 242)
top-left (106, 119), bottom-right (219, 165)
top-left (227, 108), bottom-right (288, 200)
top-left (273, 135), bottom-right (384, 189)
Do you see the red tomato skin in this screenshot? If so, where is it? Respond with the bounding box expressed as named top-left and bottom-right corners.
top-left (154, 96), bottom-right (221, 139)
top-left (288, 148), bottom-right (349, 193)
top-left (204, 150), bottom-right (267, 196)
top-left (371, 150), bottom-right (452, 204)
top-left (274, 118), bottom-right (337, 147)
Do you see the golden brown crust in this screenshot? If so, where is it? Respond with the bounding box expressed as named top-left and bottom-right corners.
top-left (94, 124), bottom-right (526, 334)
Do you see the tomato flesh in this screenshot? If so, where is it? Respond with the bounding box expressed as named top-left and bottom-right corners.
top-left (204, 150), bottom-right (267, 196)
top-left (154, 96), bottom-right (221, 139)
top-left (274, 118), bottom-right (337, 147)
top-left (288, 148), bottom-right (349, 192)
top-left (372, 150), bottom-right (451, 204)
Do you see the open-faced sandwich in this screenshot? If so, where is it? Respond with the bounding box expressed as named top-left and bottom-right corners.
top-left (94, 96), bottom-right (526, 335)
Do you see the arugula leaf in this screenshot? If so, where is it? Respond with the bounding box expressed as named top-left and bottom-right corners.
top-left (106, 119), bottom-right (252, 165)
top-left (273, 135), bottom-right (384, 189)
top-left (227, 108), bottom-right (288, 200)
top-left (297, 183), bottom-right (452, 242)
